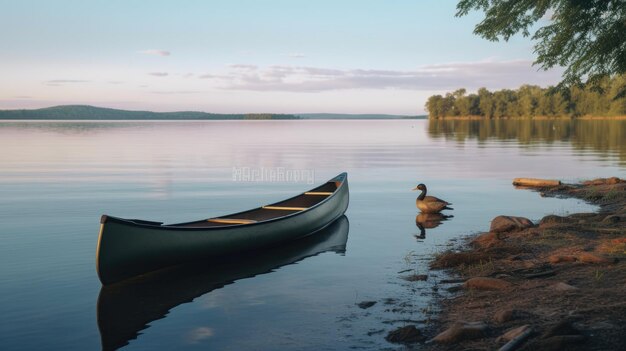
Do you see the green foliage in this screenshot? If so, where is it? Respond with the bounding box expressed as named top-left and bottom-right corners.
top-left (426, 75), bottom-right (626, 118)
top-left (0, 105), bottom-right (300, 120)
top-left (456, 0), bottom-right (626, 93)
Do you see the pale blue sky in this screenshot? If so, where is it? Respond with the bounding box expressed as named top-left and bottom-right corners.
top-left (0, 0), bottom-right (561, 114)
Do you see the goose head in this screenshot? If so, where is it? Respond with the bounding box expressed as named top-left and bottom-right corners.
top-left (411, 183), bottom-right (426, 192)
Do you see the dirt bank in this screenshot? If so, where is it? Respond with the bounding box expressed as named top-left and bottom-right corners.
top-left (423, 177), bottom-right (626, 350)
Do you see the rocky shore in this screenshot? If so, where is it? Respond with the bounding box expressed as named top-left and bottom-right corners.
top-left (384, 177), bottom-right (625, 350)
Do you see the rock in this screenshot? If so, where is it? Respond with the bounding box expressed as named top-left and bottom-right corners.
top-left (431, 321), bottom-right (488, 343)
top-left (402, 274), bottom-right (428, 282)
top-left (553, 282), bottom-right (578, 291)
top-left (577, 252), bottom-right (616, 264)
top-left (493, 309), bottom-right (516, 323)
top-left (385, 325), bottom-right (424, 344)
top-left (357, 301), bottom-right (376, 309)
top-left (548, 255), bottom-right (577, 264)
top-left (538, 335), bottom-right (586, 350)
top-left (542, 320), bottom-right (582, 339)
top-left (490, 216), bottom-right (534, 233)
top-left (471, 232), bottom-right (500, 248)
top-left (464, 277), bottom-right (513, 290)
top-left (496, 324), bottom-right (531, 343)
top-left (583, 177), bottom-right (623, 185)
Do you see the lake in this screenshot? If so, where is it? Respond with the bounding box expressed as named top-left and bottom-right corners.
top-left (0, 119), bottom-right (624, 350)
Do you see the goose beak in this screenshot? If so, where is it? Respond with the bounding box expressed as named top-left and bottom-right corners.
top-left (411, 186), bottom-right (418, 191)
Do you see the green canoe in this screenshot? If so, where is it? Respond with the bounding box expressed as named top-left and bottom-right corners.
top-left (96, 172), bottom-right (349, 285)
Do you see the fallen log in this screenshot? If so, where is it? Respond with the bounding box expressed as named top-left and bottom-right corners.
top-left (512, 178), bottom-right (561, 187)
top-left (498, 327), bottom-right (533, 351)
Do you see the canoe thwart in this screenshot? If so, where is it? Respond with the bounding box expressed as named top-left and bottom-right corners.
top-left (512, 178), bottom-right (561, 187)
top-left (262, 206), bottom-right (308, 211)
top-left (304, 192), bottom-right (334, 196)
top-left (207, 218), bottom-right (258, 225)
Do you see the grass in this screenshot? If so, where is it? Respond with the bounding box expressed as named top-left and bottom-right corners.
top-left (594, 269), bottom-right (605, 282)
top-left (461, 258), bottom-right (496, 277)
top-left (603, 187), bottom-right (624, 201)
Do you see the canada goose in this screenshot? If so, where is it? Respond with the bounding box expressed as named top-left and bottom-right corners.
top-left (412, 183), bottom-right (453, 213)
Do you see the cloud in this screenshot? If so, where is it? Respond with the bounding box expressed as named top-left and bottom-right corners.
top-left (148, 72), bottom-right (169, 77)
top-left (151, 90), bottom-right (202, 95)
top-left (286, 53), bottom-right (306, 58)
top-left (138, 49), bottom-right (171, 57)
top-left (229, 64), bottom-right (258, 70)
top-left (199, 60), bottom-right (562, 92)
top-left (43, 79), bottom-right (89, 86)
top-left (12, 95), bottom-right (32, 99)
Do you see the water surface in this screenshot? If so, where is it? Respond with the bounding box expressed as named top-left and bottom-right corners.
top-left (0, 119), bottom-right (623, 350)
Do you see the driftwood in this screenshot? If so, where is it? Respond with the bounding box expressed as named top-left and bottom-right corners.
top-left (498, 327), bottom-right (534, 351)
top-left (512, 178), bottom-right (561, 187)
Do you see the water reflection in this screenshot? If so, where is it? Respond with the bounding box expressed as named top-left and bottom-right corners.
top-left (414, 213), bottom-right (452, 240)
top-left (97, 216), bottom-right (349, 351)
top-left (428, 119), bottom-right (626, 164)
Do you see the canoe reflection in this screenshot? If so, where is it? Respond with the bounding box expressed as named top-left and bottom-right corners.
top-left (97, 215), bottom-right (349, 350)
top-left (414, 213), bottom-right (452, 239)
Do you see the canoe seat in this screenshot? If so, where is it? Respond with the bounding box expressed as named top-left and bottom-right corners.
top-left (207, 218), bottom-right (257, 225)
top-left (262, 206), bottom-right (308, 211)
top-left (304, 192), bottom-right (333, 196)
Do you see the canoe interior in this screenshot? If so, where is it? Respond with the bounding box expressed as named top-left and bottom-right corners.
top-left (174, 181), bottom-right (341, 228)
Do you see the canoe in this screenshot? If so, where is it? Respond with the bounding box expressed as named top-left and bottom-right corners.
top-left (96, 172), bottom-right (349, 285)
top-left (98, 215), bottom-right (349, 350)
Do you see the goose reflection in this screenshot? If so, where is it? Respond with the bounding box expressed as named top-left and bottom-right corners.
top-left (414, 213), bottom-right (452, 240)
top-left (97, 216), bottom-right (349, 351)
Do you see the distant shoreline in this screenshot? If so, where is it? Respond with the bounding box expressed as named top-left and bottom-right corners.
top-left (0, 118), bottom-right (425, 122)
top-left (0, 105), bottom-right (426, 121)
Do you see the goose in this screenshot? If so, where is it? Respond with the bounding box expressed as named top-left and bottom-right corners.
top-left (412, 183), bottom-right (453, 213)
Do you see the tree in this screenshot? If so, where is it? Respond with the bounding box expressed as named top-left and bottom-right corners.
top-left (478, 87), bottom-right (494, 118)
top-left (425, 95), bottom-right (443, 118)
top-left (456, 0), bottom-right (626, 94)
top-left (453, 88), bottom-right (471, 116)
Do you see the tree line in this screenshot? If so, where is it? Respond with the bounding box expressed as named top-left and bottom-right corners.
top-left (426, 75), bottom-right (626, 119)
top-left (0, 105), bottom-right (301, 120)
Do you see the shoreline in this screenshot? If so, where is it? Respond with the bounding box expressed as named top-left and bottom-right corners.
top-left (421, 177), bottom-right (626, 350)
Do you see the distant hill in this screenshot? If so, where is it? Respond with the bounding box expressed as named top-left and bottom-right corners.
top-left (0, 105), bottom-right (300, 120)
top-left (297, 113), bottom-right (426, 119)
top-left (0, 105), bottom-right (426, 120)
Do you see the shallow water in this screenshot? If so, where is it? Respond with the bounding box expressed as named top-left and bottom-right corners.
top-left (0, 119), bottom-right (623, 350)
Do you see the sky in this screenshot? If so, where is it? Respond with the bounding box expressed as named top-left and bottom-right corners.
top-left (0, 0), bottom-right (563, 115)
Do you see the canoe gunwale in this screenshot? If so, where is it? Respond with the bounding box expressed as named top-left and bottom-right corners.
top-left (100, 172), bottom-right (347, 231)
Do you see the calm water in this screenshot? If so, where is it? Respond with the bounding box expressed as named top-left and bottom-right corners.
top-left (0, 119), bottom-right (624, 350)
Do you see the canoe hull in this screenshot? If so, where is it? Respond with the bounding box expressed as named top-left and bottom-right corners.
top-left (96, 173), bottom-right (349, 285)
